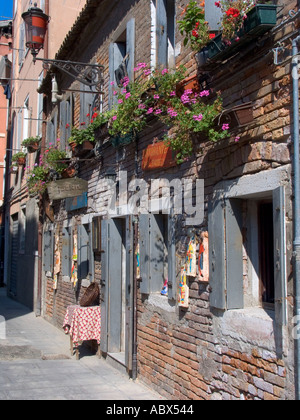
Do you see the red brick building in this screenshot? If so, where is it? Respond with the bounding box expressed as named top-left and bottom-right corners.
top-left (23, 0), bottom-right (300, 399)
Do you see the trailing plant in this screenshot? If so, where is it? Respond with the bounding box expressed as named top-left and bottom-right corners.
top-left (26, 164), bottom-right (50, 196)
top-left (21, 136), bottom-right (41, 147)
top-left (44, 143), bottom-right (69, 174)
top-left (112, 63), bottom-right (229, 164)
top-left (11, 152), bottom-right (27, 166)
top-left (178, 0), bottom-right (257, 50)
top-left (178, 1), bottom-right (216, 52)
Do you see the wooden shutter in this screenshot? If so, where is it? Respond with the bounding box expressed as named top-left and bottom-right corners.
top-left (43, 229), bottom-right (54, 273)
top-left (62, 226), bottom-right (72, 277)
top-left (108, 219), bottom-right (123, 352)
top-left (225, 199), bottom-right (244, 310)
top-left (126, 19), bottom-right (135, 81)
top-left (168, 214), bottom-right (177, 300)
top-left (100, 219), bottom-right (109, 353)
top-left (139, 214), bottom-right (151, 294)
top-left (60, 101), bottom-right (67, 150)
top-left (205, 0), bottom-right (222, 31)
top-left (208, 199), bottom-right (226, 310)
top-left (88, 222), bottom-right (95, 282)
top-left (125, 216), bottom-right (133, 370)
top-left (273, 186), bottom-right (287, 326)
top-left (150, 214), bottom-right (165, 293)
top-left (78, 224), bottom-right (89, 280)
top-left (156, 0), bottom-right (168, 69)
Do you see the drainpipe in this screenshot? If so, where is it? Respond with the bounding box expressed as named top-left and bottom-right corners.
top-left (292, 34), bottom-right (300, 401)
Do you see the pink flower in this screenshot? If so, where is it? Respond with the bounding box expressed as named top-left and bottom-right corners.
top-left (112, 115), bottom-right (117, 121)
top-left (138, 104), bottom-right (146, 109)
top-left (147, 107), bottom-right (154, 114)
top-left (113, 90), bottom-right (118, 96)
top-left (154, 94), bottom-right (160, 100)
top-left (110, 81), bottom-right (115, 86)
top-left (235, 136), bottom-right (241, 142)
top-left (155, 109), bottom-right (162, 115)
top-left (169, 91), bottom-right (176, 97)
top-left (199, 90), bottom-right (210, 97)
top-left (118, 99), bottom-right (123, 104)
top-left (144, 69), bottom-right (152, 76)
top-left (193, 114), bottom-right (203, 122)
top-left (162, 69), bottom-right (168, 75)
top-left (125, 92), bottom-right (131, 99)
top-left (222, 123), bottom-right (229, 131)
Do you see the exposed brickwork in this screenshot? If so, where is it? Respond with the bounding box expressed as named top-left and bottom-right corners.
top-left (43, 0), bottom-right (297, 400)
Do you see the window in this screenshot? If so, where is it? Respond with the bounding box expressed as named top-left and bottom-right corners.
top-left (78, 223), bottom-right (94, 282)
top-left (151, 0), bottom-right (175, 70)
top-left (109, 19), bottom-right (135, 108)
top-left (22, 96), bottom-right (29, 146)
top-left (19, 22), bottom-right (25, 70)
top-left (208, 180), bottom-right (287, 325)
top-left (139, 213), bottom-right (176, 300)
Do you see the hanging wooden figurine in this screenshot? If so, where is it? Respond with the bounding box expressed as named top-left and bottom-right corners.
top-left (178, 266), bottom-right (189, 308)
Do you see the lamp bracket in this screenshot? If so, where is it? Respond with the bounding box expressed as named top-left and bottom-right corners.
top-left (36, 57), bottom-right (104, 92)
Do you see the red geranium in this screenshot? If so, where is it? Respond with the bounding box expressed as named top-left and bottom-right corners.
top-left (226, 7), bottom-right (240, 18)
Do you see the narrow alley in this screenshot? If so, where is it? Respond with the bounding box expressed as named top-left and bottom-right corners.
top-left (0, 287), bottom-right (161, 401)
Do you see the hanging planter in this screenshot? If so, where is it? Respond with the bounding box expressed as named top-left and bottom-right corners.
top-left (61, 165), bottom-right (77, 179)
top-left (11, 152), bottom-right (27, 167)
top-left (21, 136), bottom-right (41, 153)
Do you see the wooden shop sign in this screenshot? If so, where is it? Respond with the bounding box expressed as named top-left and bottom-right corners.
top-left (142, 142), bottom-right (177, 171)
top-left (47, 178), bottom-right (88, 200)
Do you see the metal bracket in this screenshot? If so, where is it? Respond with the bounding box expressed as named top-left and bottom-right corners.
top-left (35, 57), bottom-right (105, 92)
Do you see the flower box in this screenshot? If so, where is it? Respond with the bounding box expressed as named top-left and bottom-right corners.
top-left (198, 4), bottom-right (277, 65)
top-left (244, 4), bottom-right (278, 37)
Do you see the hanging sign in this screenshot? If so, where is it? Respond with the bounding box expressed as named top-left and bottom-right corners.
top-left (142, 142), bottom-right (177, 171)
top-left (47, 178), bottom-right (88, 201)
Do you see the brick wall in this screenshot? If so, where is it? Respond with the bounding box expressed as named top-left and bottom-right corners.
top-left (43, 0), bottom-right (297, 399)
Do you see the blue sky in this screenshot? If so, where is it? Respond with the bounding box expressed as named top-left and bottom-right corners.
top-left (0, 0), bottom-right (13, 20)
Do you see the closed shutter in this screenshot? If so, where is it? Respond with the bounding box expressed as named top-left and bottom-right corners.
top-left (10, 216), bottom-right (19, 296)
top-left (168, 215), bottom-right (177, 300)
top-left (150, 214), bottom-right (165, 293)
top-left (59, 101), bottom-right (67, 150)
top-left (126, 18), bottom-right (135, 81)
top-left (156, 0), bottom-right (168, 68)
top-left (225, 199), bottom-right (244, 310)
top-left (205, 0), bottom-right (222, 31)
top-left (208, 199), bottom-right (226, 310)
top-left (139, 214), bottom-right (151, 294)
top-left (273, 186), bottom-right (287, 326)
top-left (78, 224), bottom-right (89, 280)
top-left (62, 226), bottom-right (72, 277)
top-left (100, 219), bottom-right (109, 353)
top-left (88, 222), bottom-right (95, 282)
top-left (43, 229), bottom-right (54, 273)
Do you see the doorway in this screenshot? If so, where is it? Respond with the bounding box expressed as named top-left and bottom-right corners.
top-left (100, 216), bottom-right (133, 374)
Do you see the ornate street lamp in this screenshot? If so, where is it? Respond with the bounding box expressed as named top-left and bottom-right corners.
top-left (22, 3), bottom-right (49, 62)
top-left (22, 4), bottom-right (104, 93)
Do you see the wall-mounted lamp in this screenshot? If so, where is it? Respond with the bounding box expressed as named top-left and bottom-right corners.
top-left (22, 3), bottom-right (49, 62)
top-left (22, 3), bottom-right (104, 92)
top-left (104, 168), bottom-right (117, 183)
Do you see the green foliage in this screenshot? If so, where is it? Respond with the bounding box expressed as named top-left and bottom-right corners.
top-left (21, 136), bottom-right (41, 147)
top-left (44, 145), bottom-right (69, 174)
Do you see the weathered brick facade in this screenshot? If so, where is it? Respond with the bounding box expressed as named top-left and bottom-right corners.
top-left (39, 0), bottom-right (298, 400)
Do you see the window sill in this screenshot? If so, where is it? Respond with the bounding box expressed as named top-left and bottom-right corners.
top-left (147, 293), bottom-right (176, 313)
top-left (220, 307), bottom-right (276, 349)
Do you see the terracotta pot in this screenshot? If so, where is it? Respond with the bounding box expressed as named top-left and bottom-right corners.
top-left (61, 166), bottom-right (76, 179)
top-left (27, 142), bottom-right (40, 153)
top-left (82, 140), bottom-right (94, 150)
top-left (17, 157), bottom-right (26, 166)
